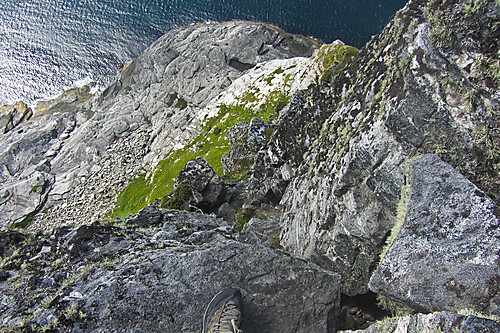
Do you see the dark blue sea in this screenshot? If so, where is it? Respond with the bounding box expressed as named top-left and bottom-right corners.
top-left (0, 0), bottom-right (407, 106)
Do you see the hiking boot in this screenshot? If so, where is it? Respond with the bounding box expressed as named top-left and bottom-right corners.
top-left (202, 288), bottom-right (243, 333)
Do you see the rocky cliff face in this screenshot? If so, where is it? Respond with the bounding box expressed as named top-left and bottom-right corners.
top-left (1, 0), bottom-right (499, 332)
top-left (276, 0), bottom-right (499, 298)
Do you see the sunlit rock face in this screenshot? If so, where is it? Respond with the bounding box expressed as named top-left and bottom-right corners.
top-left (279, 0), bottom-right (499, 296)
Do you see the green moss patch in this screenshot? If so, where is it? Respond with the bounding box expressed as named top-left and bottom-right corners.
top-left (11, 214), bottom-right (35, 230)
top-left (113, 95), bottom-right (289, 218)
top-left (161, 182), bottom-right (193, 211)
top-left (314, 43), bottom-right (359, 82)
top-left (234, 208), bottom-right (269, 232)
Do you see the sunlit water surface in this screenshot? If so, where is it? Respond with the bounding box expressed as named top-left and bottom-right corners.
top-left (0, 0), bottom-right (407, 105)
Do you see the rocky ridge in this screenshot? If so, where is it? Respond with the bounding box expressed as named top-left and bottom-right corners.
top-left (0, 0), bottom-right (499, 332)
top-left (276, 0), bottom-right (500, 298)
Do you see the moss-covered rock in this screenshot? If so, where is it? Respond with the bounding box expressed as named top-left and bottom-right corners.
top-left (161, 181), bottom-right (193, 211)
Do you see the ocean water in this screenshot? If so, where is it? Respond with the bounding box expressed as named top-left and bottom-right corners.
top-left (0, 0), bottom-right (407, 106)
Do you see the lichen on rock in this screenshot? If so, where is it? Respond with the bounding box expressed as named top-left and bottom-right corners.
top-left (0, 207), bottom-right (342, 332)
top-left (369, 154), bottom-right (500, 316)
top-left (278, 0), bottom-right (500, 298)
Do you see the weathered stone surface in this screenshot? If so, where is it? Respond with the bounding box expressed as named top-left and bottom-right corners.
top-left (222, 118), bottom-right (270, 176)
top-left (369, 154), bottom-right (500, 315)
top-left (247, 88), bottom-right (335, 205)
top-left (0, 107), bottom-right (81, 229)
top-left (0, 207), bottom-right (341, 332)
top-left (0, 1), bottom-right (497, 330)
top-left (0, 171), bottom-right (54, 228)
top-left (175, 158), bottom-right (227, 212)
top-left (33, 85), bottom-right (94, 117)
top-left (239, 218), bottom-right (281, 248)
top-left (0, 21), bottom-right (318, 230)
top-left (339, 311), bottom-right (500, 333)
top-left (279, 0), bottom-right (500, 296)
top-left (0, 101), bottom-right (32, 134)
top-left (246, 40), bottom-right (359, 206)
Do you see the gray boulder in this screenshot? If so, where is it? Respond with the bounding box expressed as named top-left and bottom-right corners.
top-left (0, 208), bottom-right (341, 332)
top-left (339, 311), bottom-right (500, 333)
top-left (0, 171), bottom-right (54, 229)
top-left (173, 158), bottom-right (227, 212)
top-left (369, 154), bottom-right (500, 316)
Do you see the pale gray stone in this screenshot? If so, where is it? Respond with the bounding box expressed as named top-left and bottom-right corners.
top-left (369, 154), bottom-right (500, 316)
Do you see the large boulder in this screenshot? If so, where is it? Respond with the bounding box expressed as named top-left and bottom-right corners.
top-left (369, 154), bottom-right (500, 316)
top-left (171, 158), bottom-right (227, 212)
top-left (0, 207), bottom-right (341, 332)
top-left (278, 0), bottom-right (500, 296)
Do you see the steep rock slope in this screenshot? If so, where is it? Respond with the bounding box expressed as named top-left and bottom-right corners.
top-left (0, 21), bottom-right (325, 230)
top-left (277, 0), bottom-right (499, 297)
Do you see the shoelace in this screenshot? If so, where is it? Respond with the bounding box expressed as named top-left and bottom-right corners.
top-left (212, 302), bottom-right (241, 333)
top-left (231, 319), bottom-right (243, 333)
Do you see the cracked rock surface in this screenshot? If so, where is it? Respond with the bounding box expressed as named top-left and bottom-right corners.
top-left (0, 206), bottom-right (340, 332)
top-left (369, 154), bottom-right (500, 315)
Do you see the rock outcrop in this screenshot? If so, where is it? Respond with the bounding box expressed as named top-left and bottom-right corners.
top-left (276, 0), bottom-right (499, 297)
top-left (221, 118), bottom-right (270, 177)
top-left (0, 101), bottom-right (32, 134)
top-left (170, 158), bottom-right (227, 212)
top-left (0, 21), bottom-right (321, 230)
top-left (0, 0), bottom-right (499, 331)
top-left (369, 154), bottom-right (500, 315)
top-left (0, 206), bottom-right (341, 332)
